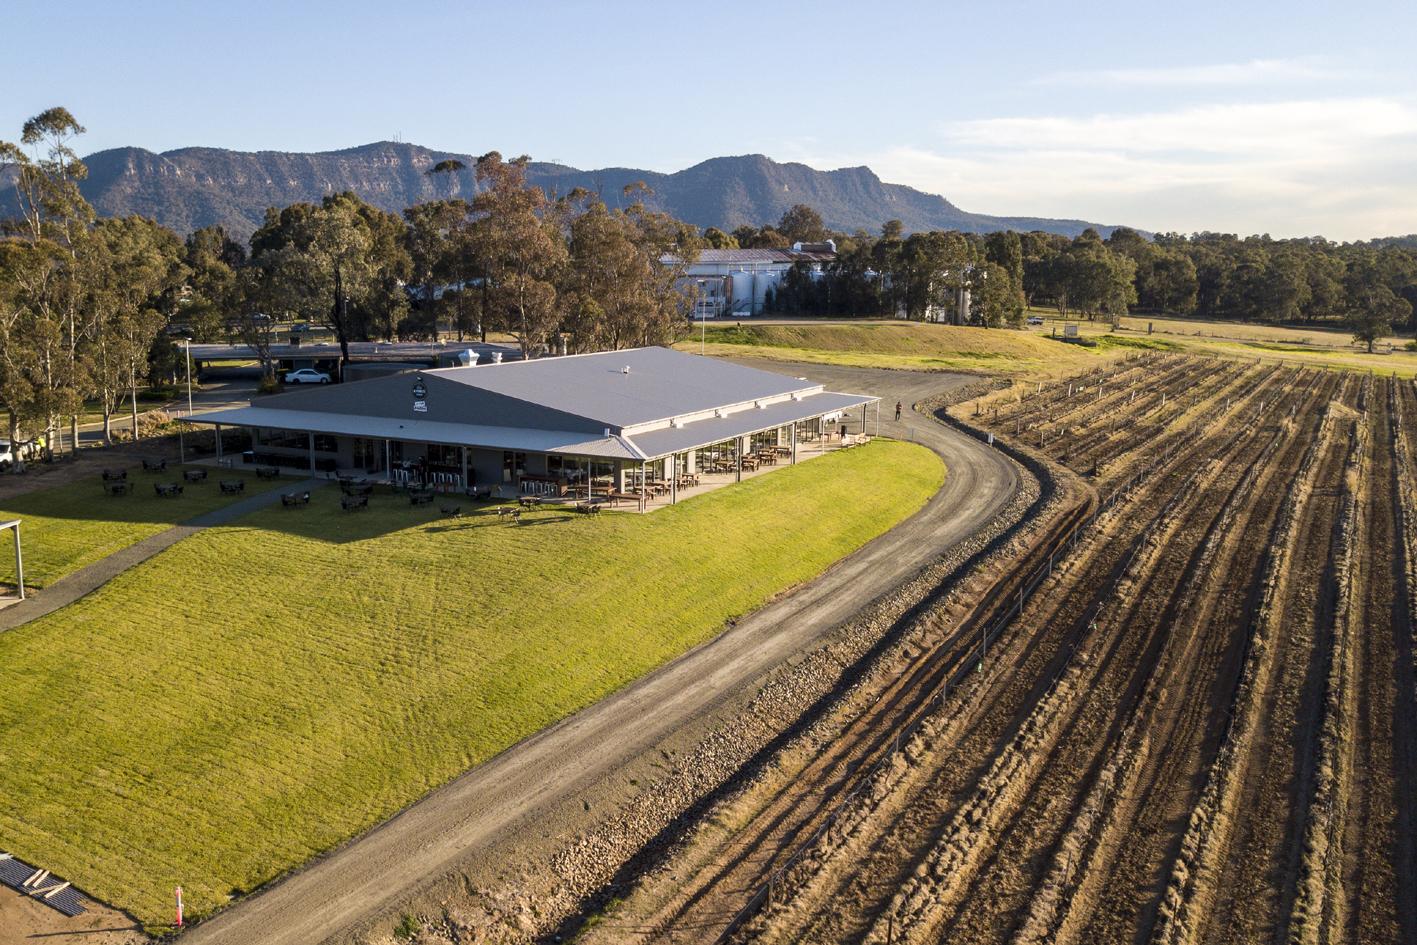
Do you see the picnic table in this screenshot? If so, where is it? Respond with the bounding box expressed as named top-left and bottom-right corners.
top-left (466, 487), bottom-right (494, 502)
top-left (183, 468), bottom-right (208, 483)
top-left (339, 478), bottom-right (373, 496)
top-left (141, 458), bottom-right (167, 473)
top-left (103, 480), bottom-right (131, 496)
top-left (408, 490), bottom-right (435, 507)
top-left (281, 491), bottom-right (310, 507)
top-left (494, 506), bottom-right (522, 523)
top-left (340, 494), bottom-right (369, 512)
top-left (153, 482), bottom-right (183, 498)
top-left (219, 479), bottom-right (245, 495)
top-left (439, 504), bottom-right (462, 518)
top-left (101, 468), bottom-right (127, 482)
top-left (256, 466), bottom-right (280, 480)
top-left (518, 495), bottom-right (543, 509)
top-left (574, 501), bottom-right (602, 515)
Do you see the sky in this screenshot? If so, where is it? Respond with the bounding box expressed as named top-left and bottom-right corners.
top-left (6, 0), bottom-right (1416, 241)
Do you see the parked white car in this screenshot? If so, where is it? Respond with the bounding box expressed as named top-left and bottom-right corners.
top-left (0, 439), bottom-right (31, 470)
top-left (283, 368), bottom-right (332, 385)
top-left (1026, 316), bottom-right (1045, 326)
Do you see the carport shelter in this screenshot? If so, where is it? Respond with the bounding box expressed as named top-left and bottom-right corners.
top-left (187, 346), bottom-right (878, 506)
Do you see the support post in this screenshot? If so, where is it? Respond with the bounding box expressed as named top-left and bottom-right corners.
top-left (791, 423), bottom-right (798, 464)
top-left (461, 446), bottom-right (468, 489)
top-left (215, 423), bottom-right (223, 464)
top-left (308, 431), bottom-right (316, 475)
top-left (385, 439), bottom-right (392, 480)
top-left (11, 522), bottom-right (24, 601)
top-left (670, 454), bottom-right (677, 505)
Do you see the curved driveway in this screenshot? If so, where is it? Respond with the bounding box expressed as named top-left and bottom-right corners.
top-left (183, 362), bottom-right (1019, 945)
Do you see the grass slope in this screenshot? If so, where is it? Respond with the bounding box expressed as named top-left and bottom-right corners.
top-left (0, 466), bottom-right (289, 589)
top-left (685, 318), bottom-right (1417, 378)
top-left (0, 440), bottom-right (940, 926)
top-left (683, 323), bottom-right (1127, 375)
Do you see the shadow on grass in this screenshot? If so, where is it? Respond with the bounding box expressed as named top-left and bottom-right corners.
top-left (0, 463), bottom-right (298, 529)
top-left (229, 485), bottom-right (593, 543)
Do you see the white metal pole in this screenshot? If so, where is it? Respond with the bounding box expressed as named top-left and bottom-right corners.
top-left (184, 340), bottom-right (194, 416)
top-left (13, 523), bottom-right (24, 601)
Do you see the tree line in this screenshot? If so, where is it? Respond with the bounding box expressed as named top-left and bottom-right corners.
top-left (732, 204), bottom-right (1417, 351)
top-left (1, 109), bottom-right (702, 458)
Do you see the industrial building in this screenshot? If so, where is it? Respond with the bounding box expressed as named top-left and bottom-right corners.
top-left (675, 242), bottom-right (836, 318)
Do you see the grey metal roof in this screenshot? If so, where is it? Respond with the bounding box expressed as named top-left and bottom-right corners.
top-left (681, 248), bottom-right (836, 264)
top-left (429, 347), bottom-right (821, 429)
top-left (627, 392), bottom-right (877, 458)
top-left (188, 406), bottom-right (643, 460)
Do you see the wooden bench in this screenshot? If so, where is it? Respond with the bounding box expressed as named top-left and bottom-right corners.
top-left (219, 479), bottom-right (245, 495)
top-left (340, 494), bottom-right (369, 512)
top-left (141, 458), bottom-right (167, 473)
top-left (183, 468), bottom-right (207, 483)
top-left (281, 491), bottom-right (310, 507)
top-left (153, 482), bottom-right (183, 497)
top-left (256, 466), bottom-right (280, 480)
top-left (103, 480), bottom-right (131, 496)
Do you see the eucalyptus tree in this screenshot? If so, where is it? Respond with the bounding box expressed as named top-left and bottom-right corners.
top-left (471, 152), bottom-right (566, 357)
top-left (85, 216), bottom-right (184, 441)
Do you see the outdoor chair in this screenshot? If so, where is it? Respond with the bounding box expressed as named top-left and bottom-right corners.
top-left (281, 491), bottom-right (310, 507)
top-left (153, 482), bottom-right (183, 497)
top-left (256, 466), bottom-right (280, 480)
top-left (219, 479), bottom-right (245, 495)
top-left (101, 468), bottom-right (127, 482)
top-left (340, 494), bottom-right (369, 512)
top-left (183, 468), bottom-right (207, 483)
top-left (141, 458), bottom-right (167, 473)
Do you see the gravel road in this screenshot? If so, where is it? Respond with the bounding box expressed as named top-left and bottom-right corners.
top-left (181, 362), bottom-right (1020, 945)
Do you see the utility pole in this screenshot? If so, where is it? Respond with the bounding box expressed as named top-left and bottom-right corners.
top-left (184, 340), bottom-right (194, 416)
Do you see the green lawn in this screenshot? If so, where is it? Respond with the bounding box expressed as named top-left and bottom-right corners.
top-left (0, 440), bottom-right (941, 926)
top-left (0, 465), bottom-right (291, 589)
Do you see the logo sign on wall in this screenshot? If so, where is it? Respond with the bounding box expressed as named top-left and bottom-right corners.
top-left (412, 379), bottom-right (428, 413)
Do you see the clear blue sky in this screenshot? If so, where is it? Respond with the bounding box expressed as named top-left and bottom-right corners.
top-left (7, 0), bottom-right (1416, 240)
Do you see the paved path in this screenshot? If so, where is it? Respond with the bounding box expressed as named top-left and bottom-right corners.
top-left (183, 363), bottom-right (1020, 945)
top-left (0, 481), bottom-right (318, 633)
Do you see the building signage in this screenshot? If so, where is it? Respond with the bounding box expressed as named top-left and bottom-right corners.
top-left (412, 378), bottom-right (428, 412)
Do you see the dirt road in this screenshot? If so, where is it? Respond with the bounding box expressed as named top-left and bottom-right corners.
top-left (179, 363), bottom-right (1018, 945)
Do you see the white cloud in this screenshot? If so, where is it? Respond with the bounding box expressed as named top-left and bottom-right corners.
top-left (1037, 57), bottom-right (1346, 87)
top-left (781, 98), bottom-right (1417, 240)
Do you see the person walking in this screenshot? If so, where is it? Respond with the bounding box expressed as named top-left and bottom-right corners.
top-left (895, 400), bottom-right (903, 422)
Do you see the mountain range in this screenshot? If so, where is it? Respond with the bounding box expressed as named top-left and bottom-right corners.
top-left (14, 141), bottom-right (1129, 241)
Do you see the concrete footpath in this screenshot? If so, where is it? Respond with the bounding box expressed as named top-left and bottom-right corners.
top-left (0, 481), bottom-right (318, 633)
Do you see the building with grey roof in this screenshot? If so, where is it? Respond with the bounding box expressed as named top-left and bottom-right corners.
top-left (673, 241), bottom-right (837, 318)
top-left (188, 347), bottom-right (878, 510)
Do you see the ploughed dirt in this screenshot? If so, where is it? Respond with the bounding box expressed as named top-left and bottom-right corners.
top-left (571, 354), bottom-right (1417, 945)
